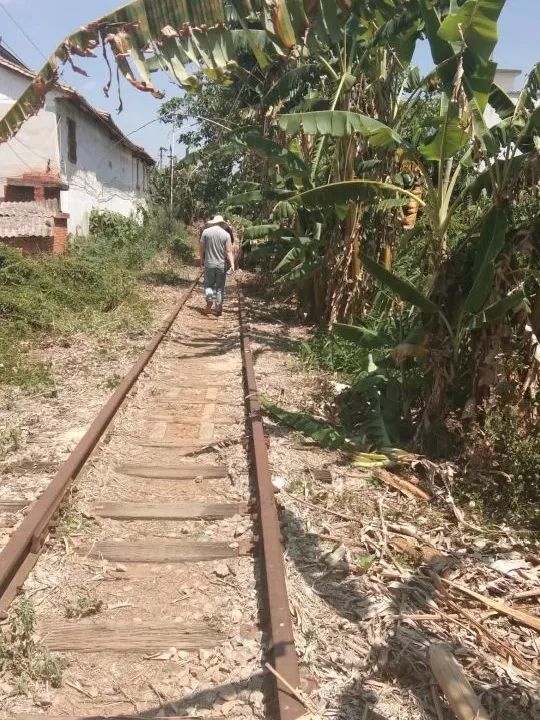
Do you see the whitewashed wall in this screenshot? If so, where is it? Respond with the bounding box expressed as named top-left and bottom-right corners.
top-left (0, 63), bottom-right (151, 235)
top-left (0, 65), bottom-right (60, 187)
top-left (56, 97), bottom-right (149, 234)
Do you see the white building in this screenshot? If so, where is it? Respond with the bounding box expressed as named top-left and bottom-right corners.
top-left (0, 44), bottom-right (154, 236)
top-left (485, 68), bottom-right (522, 127)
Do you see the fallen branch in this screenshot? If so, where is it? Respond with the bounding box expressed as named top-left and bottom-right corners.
top-left (283, 491), bottom-right (362, 524)
top-left (264, 662), bottom-right (319, 716)
top-left (434, 585), bottom-right (538, 674)
top-left (442, 577), bottom-right (540, 633)
top-left (184, 436), bottom-right (246, 457)
top-left (375, 469), bottom-right (431, 502)
top-left (429, 644), bottom-right (490, 720)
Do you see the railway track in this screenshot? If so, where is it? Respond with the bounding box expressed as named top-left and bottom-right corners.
top-left (0, 277), bottom-right (304, 720)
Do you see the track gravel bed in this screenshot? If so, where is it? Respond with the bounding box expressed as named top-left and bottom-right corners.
top-left (0, 284), bottom-right (266, 719)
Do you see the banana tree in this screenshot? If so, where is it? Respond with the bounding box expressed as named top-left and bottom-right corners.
top-left (328, 58), bottom-right (540, 442)
top-left (0, 0), bottom-right (358, 144)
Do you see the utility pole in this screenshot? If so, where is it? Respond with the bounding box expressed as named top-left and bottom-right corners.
top-left (159, 146), bottom-right (167, 170)
top-left (169, 126), bottom-right (176, 227)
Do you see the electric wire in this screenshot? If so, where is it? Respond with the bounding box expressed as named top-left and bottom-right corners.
top-left (0, 1), bottom-right (48, 62)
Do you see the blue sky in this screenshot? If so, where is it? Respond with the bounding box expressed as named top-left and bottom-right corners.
top-left (1, 0), bottom-right (538, 160)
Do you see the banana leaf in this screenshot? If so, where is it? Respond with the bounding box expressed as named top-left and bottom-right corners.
top-left (462, 206), bottom-right (508, 315)
top-left (260, 396), bottom-right (354, 450)
top-left (232, 132), bottom-right (309, 178)
top-left (277, 110), bottom-right (403, 149)
top-left (243, 224), bottom-right (281, 239)
top-left (471, 287), bottom-right (526, 327)
top-left (333, 323), bottom-right (392, 349)
top-left (292, 180), bottom-right (425, 209)
top-left (438, 0), bottom-right (505, 64)
top-left (360, 254), bottom-right (441, 315)
top-left (260, 396), bottom-right (396, 466)
top-left (0, 0), bottom-right (355, 144)
top-left (419, 101), bottom-right (469, 161)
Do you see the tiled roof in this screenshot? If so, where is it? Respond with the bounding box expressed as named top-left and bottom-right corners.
top-left (0, 201), bottom-right (57, 239)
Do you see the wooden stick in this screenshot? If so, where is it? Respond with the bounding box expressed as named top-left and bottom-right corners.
top-left (442, 577), bottom-right (540, 633)
top-left (429, 644), bottom-right (490, 720)
top-left (439, 591), bottom-right (537, 674)
top-left (264, 662), bottom-right (319, 715)
top-left (375, 469), bottom-right (432, 502)
top-left (283, 491), bottom-right (362, 524)
top-left (510, 588), bottom-right (540, 600)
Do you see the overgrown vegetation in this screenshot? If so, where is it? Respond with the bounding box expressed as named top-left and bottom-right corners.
top-left (150, 0), bottom-right (539, 524)
top-left (0, 208), bottom-right (193, 389)
top-left (0, 598), bottom-right (64, 691)
top-left (1, 0), bottom-right (538, 522)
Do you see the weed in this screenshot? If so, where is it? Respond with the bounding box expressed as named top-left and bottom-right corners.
top-left (0, 426), bottom-right (22, 459)
top-left (286, 475), bottom-right (309, 493)
top-left (203, 614), bottom-right (227, 633)
top-left (354, 553), bottom-right (376, 571)
top-left (65, 596), bottom-right (104, 619)
top-left (0, 598), bottom-right (64, 689)
top-left (463, 402), bottom-right (540, 527)
top-left (53, 489), bottom-right (91, 537)
top-left (299, 331), bottom-right (370, 382)
top-left (103, 373), bottom-right (122, 390)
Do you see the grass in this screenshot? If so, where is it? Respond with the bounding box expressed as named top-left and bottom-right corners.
top-left (0, 426), bottom-right (22, 459)
top-left (299, 330), bottom-right (372, 382)
top-left (103, 373), bottom-right (123, 390)
top-left (53, 489), bottom-right (93, 538)
top-left (0, 208), bottom-right (194, 392)
top-left (65, 596), bottom-right (104, 619)
top-left (0, 598), bottom-right (64, 690)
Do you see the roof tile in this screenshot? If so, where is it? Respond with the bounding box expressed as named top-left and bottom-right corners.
top-left (0, 201), bottom-right (57, 239)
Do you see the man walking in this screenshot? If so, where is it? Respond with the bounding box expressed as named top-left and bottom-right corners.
top-left (199, 215), bottom-right (236, 317)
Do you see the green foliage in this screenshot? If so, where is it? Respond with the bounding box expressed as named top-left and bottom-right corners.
top-left (0, 205), bottom-right (194, 390)
top-left (0, 426), bottom-right (22, 459)
top-left (299, 331), bottom-right (371, 380)
top-left (0, 598), bottom-right (64, 689)
top-left (65, 596), bottom-right (104, 619)
top-left (261, 395), bottom-right (352, 450)
top-left (463, 403), bottom-right (540, 527)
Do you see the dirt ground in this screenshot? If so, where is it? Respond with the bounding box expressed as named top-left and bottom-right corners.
top-left (0, 270), bottom-right (194, 549)
top-left (1, 274), bottom-right (265, 718)
top-left (0, 269), bottom-right (538, 720)
top-left (244, 279), bottom-right (539, 720)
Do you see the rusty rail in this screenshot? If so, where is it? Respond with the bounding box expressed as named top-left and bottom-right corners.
top-left (0, 273), bottom-right (304, 720)
top-left (237, 289), bottom-right (304, 720)
top-left (0, 275), bottom-right (201, 616)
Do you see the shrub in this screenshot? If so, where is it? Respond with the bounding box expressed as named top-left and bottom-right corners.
top-left (0, 239), bottom-right (148, 388)
top-left (462, 402), bottom-right (540, 527)
top-left (140, 204), bottom-right (194, 262)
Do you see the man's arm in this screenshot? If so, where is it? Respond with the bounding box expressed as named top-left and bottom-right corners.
top-left (199, 233), bottom-right (205, 268)
top-left (226, 238), bottom-right (235, 273)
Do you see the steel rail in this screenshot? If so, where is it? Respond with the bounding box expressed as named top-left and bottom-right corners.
top-left (237, 289), bottom-right (304, 720)
top-left (0, 274), bottom-right (201, 615)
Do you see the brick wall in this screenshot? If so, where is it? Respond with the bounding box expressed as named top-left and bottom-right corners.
top-left (5, 185), bottom-right (34, 202)
top-left (0, 237), bottom-right (54, 254)
top-left (53, 217), bottom-right (69, 254)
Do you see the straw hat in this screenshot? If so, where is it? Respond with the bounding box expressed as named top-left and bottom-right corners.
top-left (207, 214), bottom-right (225, 226)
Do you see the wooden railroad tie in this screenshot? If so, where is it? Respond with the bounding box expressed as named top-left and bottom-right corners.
top-left (91, 501), bottom-right (249, 521)
top-left (115, 463), bottom-right (228, 480)
top-left (83, 539), bottom-right (242, 563)
top-left (39, 622), bottom-right (223, 653)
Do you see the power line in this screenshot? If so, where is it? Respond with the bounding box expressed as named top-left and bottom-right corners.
top-left (0, 1), bottom-right (48, 62)
top-left (0, 35), bottom-right (27, 67)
